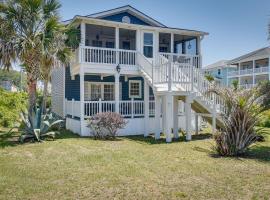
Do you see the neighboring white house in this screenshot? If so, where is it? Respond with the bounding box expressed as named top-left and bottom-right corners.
top-left (51, 5), bottom-right (222, 142)
top-left (227, 47), bottom-right (270, 88)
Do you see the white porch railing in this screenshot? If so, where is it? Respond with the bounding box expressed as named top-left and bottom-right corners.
top-left (79, 46), bottom-right (137, 66)
top-left (254, 66), bottom-right (269, 73)
top-left (65, 99), bottom-right (155, 118)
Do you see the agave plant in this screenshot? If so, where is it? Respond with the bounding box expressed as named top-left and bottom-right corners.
top-left (19, 107), bottom-right (63, 143)
top-left (210, 82), bottom-right (270, 156)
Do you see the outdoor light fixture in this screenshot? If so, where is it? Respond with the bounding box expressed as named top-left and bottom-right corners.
top-left (116, 64), bottom-right (121, 73)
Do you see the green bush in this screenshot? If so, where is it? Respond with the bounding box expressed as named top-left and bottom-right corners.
top-left (258, 110), bottom-right (270, 128)
top-left (0, 88), bottom-right (27, 127)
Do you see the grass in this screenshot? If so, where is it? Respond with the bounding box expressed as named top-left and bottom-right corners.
top-left (0, 128), bottom-right (270, 200)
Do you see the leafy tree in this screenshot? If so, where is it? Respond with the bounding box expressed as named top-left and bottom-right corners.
top-left (205, 74), bottom-right (214, 83)
top-left (0, 0), bottom-right (79, 115)
top-left (0, 69), bottom-right (26, 90)
top-left (0, 88), bottom-right (27, 127)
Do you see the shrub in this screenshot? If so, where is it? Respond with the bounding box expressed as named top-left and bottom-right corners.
top-left (210, 84), bottom-right (270, 156)
top-left (19, 109), bottom-right (63, 143)
top-left (0, 89), bottom-right (27, 127)
top-left (87, 112), bottom-right (127, 139)
top-left (258, 110), bottom-right (270, 128)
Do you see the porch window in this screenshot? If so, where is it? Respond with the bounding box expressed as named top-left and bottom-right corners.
top-left (143, 33), bottom-right (153, 58)
top-left (129, 80), bottom-right (141, 98)
top-left (104, 84), bottom-right (115, 101)
top-left (85, 24), bottom-right (115, 48)
top-left (119, 28), bottom-right (136, 50)
top-left (90, 84), bottom-right (102, 101)
top-left (84, 82), bottom-right (115, 101)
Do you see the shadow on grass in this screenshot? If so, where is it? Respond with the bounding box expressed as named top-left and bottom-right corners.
top-left (0, 129), bottom-right (20, 148)
top-left (125, 133), bottom-right (212, 145)
top-left (56, 130), bottom-right (123, 141)
top-left (209, 144), bottom-right (270, 163)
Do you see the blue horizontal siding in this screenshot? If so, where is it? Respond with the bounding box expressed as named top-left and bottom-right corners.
top-left (101, 12), bottom-right (150, 26)
top-left (65, 70), bottom-right (150, 101)
top-left (65, 67), bottom-right (80, 101)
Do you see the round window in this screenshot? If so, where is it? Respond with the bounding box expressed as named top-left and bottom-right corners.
top-left (122, 16), bottom-right (131, 24)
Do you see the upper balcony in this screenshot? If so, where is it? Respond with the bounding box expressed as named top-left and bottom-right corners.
top-left (71, 22), bottom-right (202, 76)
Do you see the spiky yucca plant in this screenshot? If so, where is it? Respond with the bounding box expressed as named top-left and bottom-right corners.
top-left (210, 81), bottom-right (270, 156)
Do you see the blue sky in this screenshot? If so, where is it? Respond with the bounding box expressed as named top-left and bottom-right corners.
top-left (59, 0), bottom-right (270, 66)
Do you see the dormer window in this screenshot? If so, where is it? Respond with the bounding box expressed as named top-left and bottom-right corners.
top-left (122, 16), bottom-right (131, 24)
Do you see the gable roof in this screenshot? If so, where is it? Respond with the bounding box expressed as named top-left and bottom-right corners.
top-left (85, 5), bottom-right (166, 27)
top-left (229, 47), bottom-right (270, 64)
top-left (203, 60), bottom-right (229, 70)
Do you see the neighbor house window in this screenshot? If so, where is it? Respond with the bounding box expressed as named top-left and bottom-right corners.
top-left (129, 80), bottom-right (141, 98)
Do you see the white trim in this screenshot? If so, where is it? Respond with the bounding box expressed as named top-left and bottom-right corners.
top-left (84, 81), bottom-right (115, 101)
top-left (86, 5), bottom-right (166, 27)
top-left (129, 80), bottom-right (142, 98)
top-left (70, 16), bottom-right (207, 37)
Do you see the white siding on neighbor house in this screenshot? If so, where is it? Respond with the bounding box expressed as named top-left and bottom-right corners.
top-left (51, 67), bottom-right (65, 117)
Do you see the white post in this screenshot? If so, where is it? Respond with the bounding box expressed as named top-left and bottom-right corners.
top-left (71, 98), bottom-right (74, 118)
top-left (212, 103), bottom-right (217, 134)
top-left (168, 57), bottom-right (172, 91)
top-left (115, 73), bottom-right (120, 113)
top-left (144, 79), bottom-right (149, 137)
top-left (80, 22), bottom-right (86, 63)
top-left (170, 33), bottom-right (174, 53)
top-left (165, 94), bottom-right (173, 143)
top-left (162, 96), bottom-right (166, 135)
top-left (99, 98), bottom-right (102, 113)
top-left (63, 98), bottom-right (66, 117)
top-left (131, 98), bottom-right (134, 118)
top-left (154, 95), bottom-right (161, 140)
top-left (185, 96), bottom-right (192, 141)
top-left (80, 67), bottom-right (85, 135)
top-left (195, 114), bottom-right (199, 135)
top-left (252, 60), bottom-right (255, 86)
top-left (115, 27), bottom-right (119, 64)
top-left (173, 96), bottom-right (179, 139)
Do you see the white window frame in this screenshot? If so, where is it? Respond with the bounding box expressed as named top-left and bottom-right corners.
top-left (84, 82), bottom-right (115, 101)
top-left (129, 80), bottom-right (142, 98)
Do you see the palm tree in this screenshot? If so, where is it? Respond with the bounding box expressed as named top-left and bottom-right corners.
top-left (0, 0), bottom-right (66, 114)
top-left (210, 83), bottom-right (270, 156)
top-left (40, 17), bottom-right (79, 114)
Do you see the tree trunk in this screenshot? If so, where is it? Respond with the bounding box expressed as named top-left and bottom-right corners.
top-left (42, 80), bottom-right (48, 114)
top-left (27, 77), bottom-right (37, 114)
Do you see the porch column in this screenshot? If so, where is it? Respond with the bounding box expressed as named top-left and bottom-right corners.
top-left (154, 95), bottom-right (161, 140)
top-left (115, 73), bottom-right (120, 113)
top-left (115, 27), bottom-right (119, 64)
top-left (170, 33), bottom-right (174, 53)
top-left (195, 114), bottom-right (199, 135)
top-left (144, 79), bottom-right (149, 137)
top-left (80, 67), bottom-right (85, 136)
top-left (173, 96), bottom-right (179, 139)
top-left (162, 96), bottom-right (166, 136)
top-left (80, 22), bottom-right (85, 46)
top-left (185, 96), bottom-right (193, 141)
top-left (164, 93), bottom-right (173, 143)
top-left (212, 103), bottom-right (217, 134)
top-left (252, 60), bottom-right (255, 86)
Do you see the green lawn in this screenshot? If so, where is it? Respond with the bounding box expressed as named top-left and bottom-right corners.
top-left (0, 129), bottom-right (270, 200)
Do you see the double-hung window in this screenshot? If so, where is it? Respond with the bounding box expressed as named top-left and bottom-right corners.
top-left (129, 80), bottom-right (141, 98)
top-left (143, 33), bottom-right (153, 58)
top-left (84, 82), bottom-right (115, 101)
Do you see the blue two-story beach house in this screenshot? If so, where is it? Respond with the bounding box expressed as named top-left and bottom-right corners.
top-left (52, 5), bottom-right (223, 142)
